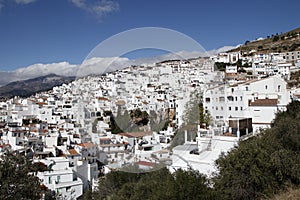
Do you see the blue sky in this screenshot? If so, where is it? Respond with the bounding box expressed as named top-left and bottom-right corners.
top-left (0, 0), bottom-right (300, 71)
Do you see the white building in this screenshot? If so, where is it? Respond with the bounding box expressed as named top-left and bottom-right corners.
top-left (36, 157), bottom-right (83, 200)
top-left (170, 131), bottom-right (238, 176)
top-left (204, 76), bottom-right (290, 133)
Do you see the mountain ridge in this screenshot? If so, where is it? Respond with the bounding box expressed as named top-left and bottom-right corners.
top-left (0, 74), bottom-right (75, 99)
top-left (227, 27), bottom-right (300, 54)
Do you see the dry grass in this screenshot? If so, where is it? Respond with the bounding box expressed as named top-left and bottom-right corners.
top-left (269, 187), bottom-right (300, 200)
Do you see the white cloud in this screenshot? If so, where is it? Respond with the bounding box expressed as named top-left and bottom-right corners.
top-left (205, 45), bottom-right (240, 56)
top-left (71, 0), bottom-right (119, 18)
top-left (0, 61), bottom-right (77, 86)
top-left (77, 57), bottom-right (130, 77)
top-left (0, 0), bottom-right (37, 12)
top-left (14, 0), bottom-right (37, 4)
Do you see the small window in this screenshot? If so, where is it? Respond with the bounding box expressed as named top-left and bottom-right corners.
top-left (227, 96), bottom-right (234, 101)
top-left (235, 107), bottom-right (238, 111)
top-left (265, 85), bottom-right (268, 90)
top-left (240, 107), bottom-right (243, 110)
top-left (229, 107), bottom-right (231, 111)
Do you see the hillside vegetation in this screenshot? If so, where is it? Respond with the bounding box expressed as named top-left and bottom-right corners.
top-left (228, 27), bottom-right (300, 54)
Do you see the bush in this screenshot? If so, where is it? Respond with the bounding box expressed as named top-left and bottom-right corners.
top-left (214, 101), bottom-right (300, 199)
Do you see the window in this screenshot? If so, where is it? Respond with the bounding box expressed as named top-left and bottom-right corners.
top-left (235, 96), bottom-right (238, 101)
top-left (231, 88), bottom-right (234, 92)
top-left (240, 96), bottom-right (243, 101)
top-left (219, 97), bottom-right (225, 102)
top-left (227, 96), bottom-right (234, 101)
top-left (240, 107), bottom-right (243, 110)
top-left (216, 106), bottom-right (218, 110)
top-left (278, 85), bottom-right (281, 92)
top-left (229, 107), bottom-right (231, 111)
top-left (221, 106), bottom-right (223, 111)
top-left (235, 107), bottom-right (238, 111)
top-left (265, 85), bottom-right (268, 90)
top-left (205, 98), bottom-right (211, 103)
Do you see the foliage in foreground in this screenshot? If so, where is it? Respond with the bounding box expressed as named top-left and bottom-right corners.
top-left (90, 168), bottom-right (218, 200)
top-left (214, 101), bottom-right (300, 200)
top-left (0, 152), bottom-right (43, 200)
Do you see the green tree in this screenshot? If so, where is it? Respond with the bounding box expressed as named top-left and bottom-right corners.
top-left (0, 151), bottom-right (43, 200)
top-left (182, 90), bottom-right (202, 126)
top-left (214, 62), bottom-right (227, 71)
top-left (273, 35), bottom-right (279, 42)
top-left (83, 189), bottom-right (93, 200)
top-left (92, 168), bottom-right (218, 200)
top-left (214, 101), bottom-right (300, 200)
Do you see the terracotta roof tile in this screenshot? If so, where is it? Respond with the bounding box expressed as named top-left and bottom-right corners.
top-left (68, 149), bottom-right (80, 155)
top-left (118, 132), bottom-right (152, 138)
top-left (250, 99), bottom-right (278, 106)
top-left (78, 142), bottom-right (97, 148)
top-left (136, 161), bottom-right (156, 167)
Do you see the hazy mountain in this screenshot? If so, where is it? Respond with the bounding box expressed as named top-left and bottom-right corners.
top-left (0, 74), bottom-right (75, 99)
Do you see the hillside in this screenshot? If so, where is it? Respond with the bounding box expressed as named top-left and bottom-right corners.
top-left (0, 74), bottom-right (75, 99)
top-left (228, 27), bottom-right (300, 54)
top-left (270, 187), bottom-right (300, 200)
